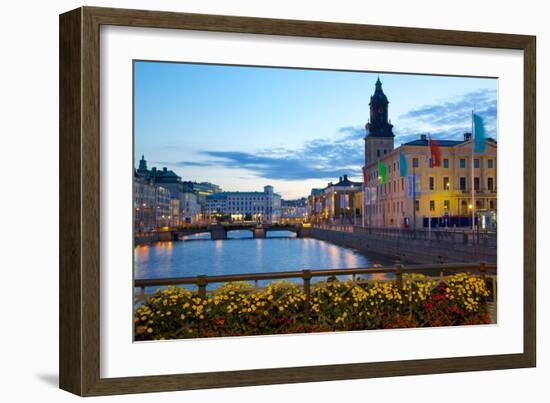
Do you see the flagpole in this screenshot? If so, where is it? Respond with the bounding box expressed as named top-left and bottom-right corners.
top-left (362, 176), bottom-right (366, 228)
top-left (427, 135), bottom-right (431, 241)
top-left (412, 162), bottom-right (416, 237)
top-left (471, 110), bottom-right (475, 231)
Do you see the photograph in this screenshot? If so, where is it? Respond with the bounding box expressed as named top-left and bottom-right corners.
top-left (132, 61), bottom-right (498, 341)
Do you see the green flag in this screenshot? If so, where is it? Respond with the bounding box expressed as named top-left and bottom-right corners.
top-left (399, 152), bottom-right (408, 177)
top-left (473, 113), bottom-right (487, 153)
top-left (377, 160), bottom-right (387, 184)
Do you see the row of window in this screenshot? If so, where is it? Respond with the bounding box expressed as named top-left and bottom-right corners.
top-left (369, 158), bottom-right (495, 183)
top-left (367, 198), bottom-right (496, 215)
top-left (374, 176), bottom-right (495, 196)
top-left (428, 176), bottom-right (495, 191)
top-left (412, 157), bottom-right (494, 169)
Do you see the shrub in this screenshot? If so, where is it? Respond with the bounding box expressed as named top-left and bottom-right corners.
top-left (134, 273), bottom-right (492, 341)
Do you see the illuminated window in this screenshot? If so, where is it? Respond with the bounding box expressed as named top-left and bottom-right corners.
top-left (430, 200), bottom-right (435, 211)
top-left (443, 177), bottom-right (450, 190)
top-left (429, 177), bottom-right (435, 190)
top-left (413, 158), bottom-right (419, 168)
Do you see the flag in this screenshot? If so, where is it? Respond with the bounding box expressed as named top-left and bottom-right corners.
top-left (406, 174), bottom-right (421, 198)
top-left (364, 187), bottom-right (371, 206)
top-left (363, 167), bottom-right (368, 186)
top-left (473, 113), bottom-right (487, 153)
top-left (399, 152), bottom-right (408, 177)
top-left (428, 136), bottom-right (441, 167)
top-left (377, 160), bottom-right (387, 184)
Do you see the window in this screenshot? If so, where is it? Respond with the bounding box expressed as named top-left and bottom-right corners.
top-left (401, 178), bottom-right (404, 191)
top-left (430, 200), bottom-right (435, 211)
top-left (393, 181), bottom-right (396, 192)
top-left (413, 158), bottom-right (419, 168)
top-left (489, 200), bottom-right (495, 209)
top-left (443, 177), bottom-right (450, 190)
top-left (460, 177), bottom-right (466, 191)
top-left (474, 158), bottom-right (480, 168)
top-left (384, 149), bottom-right (387, 154)
top-left (460, 158), bottom-right (466, 168)
top-left (444, 200), bottom-right (450, 210)
top-left (488, 159), bottom-right (494, 169)
top-left (415, 200), bottom-right (419, 211)
top-left (443, 158), bottom-right (449, 168)
top-left (429, 177), bottom-right (434, 190)
top-left (377, 150), bottom-right (380, 157)
top-left (488, 177), bottom-right (494, 191)
top-left (474, 177), bottom-right (480, 191)
top-left (428, 158), bottom-right (433, 168)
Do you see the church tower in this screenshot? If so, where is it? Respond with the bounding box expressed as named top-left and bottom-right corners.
top-left (138, 155), bottom-right (148, 173)
top-left (364, 77), bottom-right (395, 166)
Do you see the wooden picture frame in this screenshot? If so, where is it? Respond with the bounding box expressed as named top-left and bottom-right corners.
top-left (59, 6), bottom-right (536, 396)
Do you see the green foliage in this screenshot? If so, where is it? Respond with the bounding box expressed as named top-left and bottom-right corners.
top-left (134, 274), bottom-right (491, 341)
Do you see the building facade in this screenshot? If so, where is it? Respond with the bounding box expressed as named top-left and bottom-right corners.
top-left (204, 185), bottom-right (282, 223)
top-left (280, 198), bottom-right (308, 224)
top-left (134, 156), bottom-right (219, 230)
top-left (323, 175), bottom-right (364, 224)
top-left (362, 80), bottom-right (497, 229)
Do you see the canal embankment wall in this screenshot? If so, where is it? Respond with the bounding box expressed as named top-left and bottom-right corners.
top-left (310, 228), bottom-right (496, 264)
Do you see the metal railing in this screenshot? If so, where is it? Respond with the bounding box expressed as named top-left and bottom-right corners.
top-left (315, 223), bottom-right (496, 247)
top-left (134, 262), bottom-right (497, 316)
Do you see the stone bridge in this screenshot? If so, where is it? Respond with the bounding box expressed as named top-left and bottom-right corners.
top-left (146, 223), bottom-right (312, 242)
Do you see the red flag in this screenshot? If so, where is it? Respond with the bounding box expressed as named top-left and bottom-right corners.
top-left (429, 136), bottom-right (441, 167)
top-left (363, 168), bottom-right (368, 186)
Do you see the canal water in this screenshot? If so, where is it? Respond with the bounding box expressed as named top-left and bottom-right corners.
top-left (134, 230), bottom-right (396, 287)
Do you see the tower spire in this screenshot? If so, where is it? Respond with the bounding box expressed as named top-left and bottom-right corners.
top-left (138, 154), bottom-right (148, 171)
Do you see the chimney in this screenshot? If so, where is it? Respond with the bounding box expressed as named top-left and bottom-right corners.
top-left (163, 167), bottom-right (167, 172)
top-left (339, 176), bottom-right (343, 182)
top-left (343, 174), bottom-right (348, 181)
top-left (464, 132), bottom-right (472, 141)
top-left (152, 167), bottom-right (157, 172)
top-left (420, 134), bottom-right (427, 141)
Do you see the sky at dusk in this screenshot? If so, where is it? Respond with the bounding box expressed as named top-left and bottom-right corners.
top-left (134, 61), bottom-right (497, 200)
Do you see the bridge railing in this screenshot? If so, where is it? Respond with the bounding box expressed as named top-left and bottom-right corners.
top-left (134, 262), bottom-right (497, 319)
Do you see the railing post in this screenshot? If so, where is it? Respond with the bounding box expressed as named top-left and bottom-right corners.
top-left (479, 262), bottom-right (486, 281)
top-left (395, 264), bottom-right (404, 292)
top-left (197, 275), bottom-right (208, 299)
top-left (302, 270), bottom-right (312, 321)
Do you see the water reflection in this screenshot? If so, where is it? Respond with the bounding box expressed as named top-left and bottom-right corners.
top-left (135, 231), bottom-right (394, 285)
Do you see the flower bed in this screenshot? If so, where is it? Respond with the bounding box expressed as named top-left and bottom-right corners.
top-left (134, 273), bottom-right (491, 341)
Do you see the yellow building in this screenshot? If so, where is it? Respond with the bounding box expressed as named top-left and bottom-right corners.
top-left (362, 79), bottom-right (497, 229)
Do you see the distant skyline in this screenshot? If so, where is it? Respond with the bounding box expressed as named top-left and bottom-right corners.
top-left (134, 61), bottom-right (497, 199)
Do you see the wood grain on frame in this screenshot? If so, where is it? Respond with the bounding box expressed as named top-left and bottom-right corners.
top-left (59, 6), bottom-right (536, 396)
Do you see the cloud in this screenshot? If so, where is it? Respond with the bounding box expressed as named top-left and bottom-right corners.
top-left (396, 88), bottom-right (497, 144)
top-left (167, 129), bottom-right (365, 181)
top-left (161, 89), bottom-right (497, 181)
